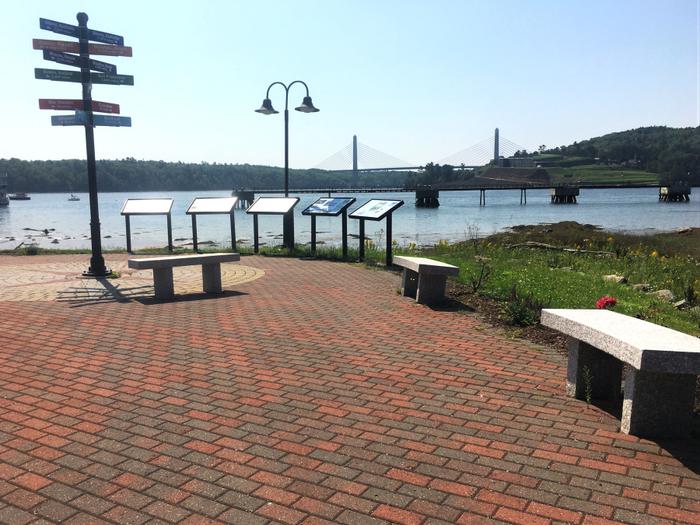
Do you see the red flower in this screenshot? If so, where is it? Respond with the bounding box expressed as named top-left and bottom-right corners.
top-left (596, 296), bottom-right (617, 309)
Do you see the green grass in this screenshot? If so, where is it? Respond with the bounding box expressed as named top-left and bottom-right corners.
top-left (547, 165), bottom-right (660, 185)
top-left (402, 234), bottom-right (699, 335)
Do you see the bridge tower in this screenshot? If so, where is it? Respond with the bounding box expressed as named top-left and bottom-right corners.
top-left (352, 135), bottom-right (358, 187)
top-left (494, 127), bottom-right (500, 166)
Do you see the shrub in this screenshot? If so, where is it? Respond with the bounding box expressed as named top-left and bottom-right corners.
top-left (502, 286), bottom-right (541, 326)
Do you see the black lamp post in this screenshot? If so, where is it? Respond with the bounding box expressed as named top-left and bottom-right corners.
top-left (256, 81), bottom-right (319, 250)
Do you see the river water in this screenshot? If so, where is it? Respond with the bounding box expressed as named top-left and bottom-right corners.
top-left (0, 188), bottom-right (698, 251)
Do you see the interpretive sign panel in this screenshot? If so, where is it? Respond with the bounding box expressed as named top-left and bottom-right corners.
top-left (187, 197), bottom-right (238, 214)
top-left (246, 197), bottom-right (299, 215)
top-left (121, 198), bottom-right (173, 215)
top-left (349, 199), bottom-right (404, 221)
top-left (302, 197), bottom-right (356, 216)
top-left (33, 38), bottom-right (133, 57)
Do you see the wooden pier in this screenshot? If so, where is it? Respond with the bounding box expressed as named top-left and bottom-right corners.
top-left (550, 186), bottom-right (579, 204)
top-left (659, 183), bottom-right (691, 202)
top-left (231, 190), bottom-right (255, 208)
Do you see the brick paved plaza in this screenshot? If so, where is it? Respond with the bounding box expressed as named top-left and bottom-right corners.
top-left (0, 254), bottom-right (698, 525)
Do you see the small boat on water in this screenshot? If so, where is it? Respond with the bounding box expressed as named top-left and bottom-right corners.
top-left (8, 192), bottom-right (30, 200)
top-left (68, 193), bottom-right (80, 201)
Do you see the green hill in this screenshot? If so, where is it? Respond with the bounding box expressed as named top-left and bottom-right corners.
top-left (544, 126), bottom-right (699, 184)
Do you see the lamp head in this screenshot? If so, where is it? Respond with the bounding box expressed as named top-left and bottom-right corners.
top-left (255, 98), bottom-right (278, 115)
top-left (295, 96), bottom-right (319, 113)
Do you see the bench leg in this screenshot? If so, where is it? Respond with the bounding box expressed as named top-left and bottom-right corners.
top-left (621, 369), bottom-right (695, 438)
top-left (416, 274), bottom-right (447, 305)
top-left (202, 262), bottom-right (222, 294)
top-left (153, 268), bottom-right (174, 300)
top-left (401, 269), bottom-right (418, 299)
top-left (566, 339), bottom-right (622, 400)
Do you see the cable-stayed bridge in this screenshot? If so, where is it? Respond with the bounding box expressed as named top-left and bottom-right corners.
top-left (314, 128), bottom-right (526, 183)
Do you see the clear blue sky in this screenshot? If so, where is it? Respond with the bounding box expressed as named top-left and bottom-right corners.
top-left (1, 0), bottom-right (697, 168)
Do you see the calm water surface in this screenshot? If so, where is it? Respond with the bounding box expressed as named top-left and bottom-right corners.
top-left (0, 188), bottom-right (698, 250)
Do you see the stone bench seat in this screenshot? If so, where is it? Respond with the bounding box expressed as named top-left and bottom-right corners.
top-left (128, 253), bottom-right (240, 300)
top-left (541, 308), bottom-right (700, 438)
top-left (393, 255), bottom-right (459, 305)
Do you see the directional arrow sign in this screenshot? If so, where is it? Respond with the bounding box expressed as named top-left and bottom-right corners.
top-left (87, 28), bottom-right (124, 46)
top-left (33, 38), bottom-right (79, 53)
top-left (35, 68), bottom-right (82, 83)
top-left (93, 115), bottom-right (131, 127)
top-left (39, 18), bottom-right (125, 46)
top-left (40, 18), bottom-right (80, 39)
top-left (42, 49), bottom-right (80, 67)
top-left (51, 112), bottom-right (87, 126)
top-left (42, 50), bottom-right (117, 74)
top-left (90, 72), bottom-right (134, 86)
top-left (39, 99), bottom-right (121, 114)
top-left (91, 101), bottom-right (121, 114)
top-left (33, 39), bottom-right (133, 57)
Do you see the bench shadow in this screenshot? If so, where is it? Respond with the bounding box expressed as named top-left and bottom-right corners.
top-left (426, 298), bottom-right (476, 313)
top-left (588, 397), bottom-right (700, 473)
top-left (57, 278), bottom-right (152, 307)
top-left (135, 290), bottom-right (248, 305)
top-left (656, 428), bottom-right (700, 474)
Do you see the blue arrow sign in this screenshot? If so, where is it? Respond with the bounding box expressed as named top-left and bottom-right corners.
top-left (40, 18), bottom-right (80, 39)
top-left (51, 111), bottom-right (87, 126)
top-left (87, 28), bottom-right (124, 46)
top-left (42, 50), bottom-right (117, 74)
top-left (93, 115), bottom-right (131, 127)
top-left (39, 17), bottom-right (124, 46)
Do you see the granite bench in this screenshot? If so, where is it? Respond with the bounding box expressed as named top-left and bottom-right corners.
top-left (393, 256), bottom-right (459, 305)
top-left (128, 253), bottom-right (240, 300)
top-left (541, 309), bottom-right (700, 438)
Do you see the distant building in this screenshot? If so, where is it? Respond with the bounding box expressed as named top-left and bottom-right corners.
top-left (502, 157), bottom-right (535, 168)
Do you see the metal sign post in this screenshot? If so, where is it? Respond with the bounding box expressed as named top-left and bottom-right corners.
top-left (301, 197), bottom-right (356, 259)
top-left (33, 12), bottom-right (133, 277)
top-left (349, 199), bottom-right (404, 266)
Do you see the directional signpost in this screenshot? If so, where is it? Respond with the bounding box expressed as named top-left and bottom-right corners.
top-left (34, 12), bottom-right (133, 277)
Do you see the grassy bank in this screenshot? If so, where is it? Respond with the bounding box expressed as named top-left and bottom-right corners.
top-left (547, 165), bottom-right (659, 185)
top-left (404, 222), bottom-right (700, 335)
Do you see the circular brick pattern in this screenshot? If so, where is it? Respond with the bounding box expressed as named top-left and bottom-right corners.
top-left (0, 260), bottom-right (264, 301)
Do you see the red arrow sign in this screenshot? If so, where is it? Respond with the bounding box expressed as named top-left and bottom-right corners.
top-left (39, 99), bottom-right (121, 114)
top-left (33, 38), bottom-right (132, 57)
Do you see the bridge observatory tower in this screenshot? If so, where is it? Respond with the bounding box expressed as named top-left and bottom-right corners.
top-left (352, 135), bottom-right (358, 187)
top-left (494, 127), bottom-right (499, 165)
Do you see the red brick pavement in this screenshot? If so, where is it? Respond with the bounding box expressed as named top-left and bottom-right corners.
top-left (0, 254), bottom-right (698, 525)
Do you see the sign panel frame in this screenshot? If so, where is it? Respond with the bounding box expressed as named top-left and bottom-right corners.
top-left (245, 197), bottom-right (299, 215)
top-left (186, 197), bottom-right (239, 215)
top-left (120, 198), bottom-right (173, 216)
top-left (302, 197), bottom-right (356, 217)
top-left (349, 199), bottom-right (404, 221)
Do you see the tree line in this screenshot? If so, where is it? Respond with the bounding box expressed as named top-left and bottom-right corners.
top-left (3, 126), bottom-right (698, 191)
top-left (0, 158), bottom-right (410, 193)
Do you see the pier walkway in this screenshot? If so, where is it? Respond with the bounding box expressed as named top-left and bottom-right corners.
top-left (0, 254), bottom-right (698, 525)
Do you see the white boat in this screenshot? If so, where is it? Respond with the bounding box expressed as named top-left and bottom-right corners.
top-left (68, 193), bottom-right (80, 201)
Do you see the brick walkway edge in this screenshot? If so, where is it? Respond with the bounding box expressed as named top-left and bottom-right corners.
top-left (0, 255), bottom-right (698, 525)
